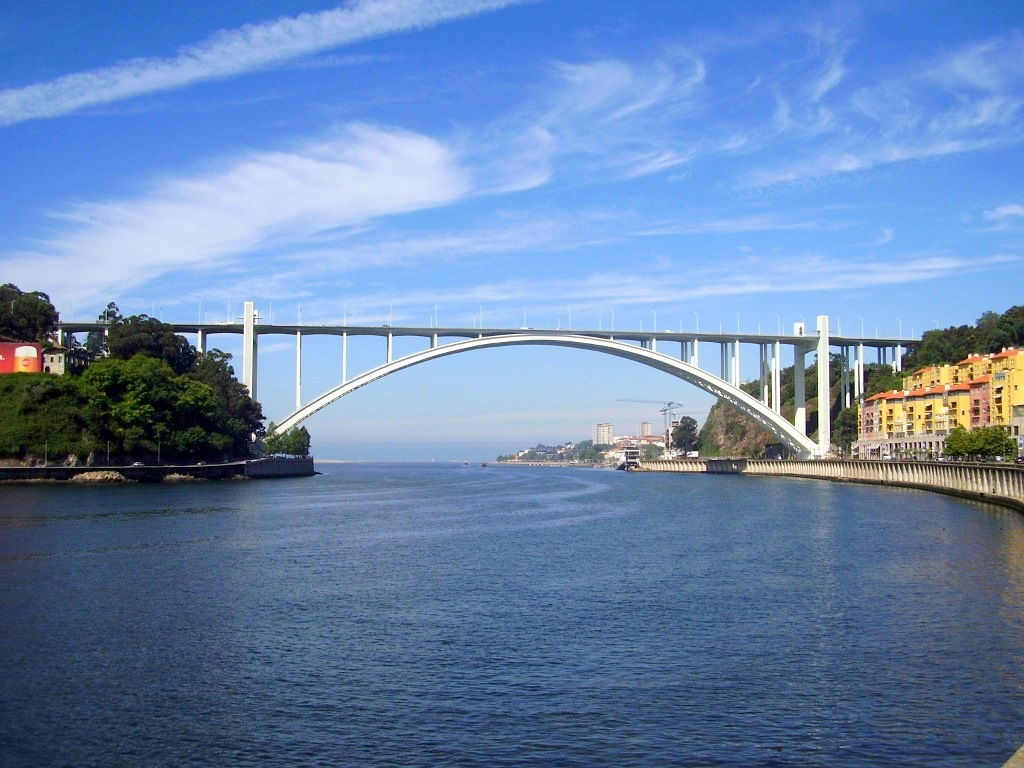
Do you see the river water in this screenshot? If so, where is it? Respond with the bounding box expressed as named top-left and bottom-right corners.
top-left (2, 464), bottom-right (1024, 767)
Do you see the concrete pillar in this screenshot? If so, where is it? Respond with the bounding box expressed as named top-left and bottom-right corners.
top-left (242, 301), bottom-right (258, 400)
top-left (431, 332), bottom-right (438, 349)
top-left (720, 343), bottom-right (729, 381)
top-left (651, 336), bottom-right (657, 353)
top-left (386, 332), bottom-right (393, 363)
top-left (295, 331), bottom-right (302, 411)
top-left (794, 345), bottom-right (807, 435)
top-left (760, 344), bottom-right (769, 405)
top-left (855, 343), bottom-right (864, 401)
top-left (341, 332), bottom-right (348, 383)
top-left (895, 344), bottom-right (903, 372)
top-left (841, 346), bottom-right (851, 409)
top-left (196, 329), bottom-right (206, 356)
top-left (731, 339), bottom-right (741, 387)
top-left (772, 340), bottom-right (782, 413)
top-left (690, 338), bottom-right (699, 368)
top-left (816, 315), bottom-right (831, 456)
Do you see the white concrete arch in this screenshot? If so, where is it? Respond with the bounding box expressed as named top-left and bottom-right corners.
top-left (271, 334), bottom-right (820, 458)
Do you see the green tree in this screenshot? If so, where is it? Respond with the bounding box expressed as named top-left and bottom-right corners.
top-left (832, 407), bottom-right (859, 455)
top-left (0, 373), bottom-right (89, 462)
top-left (187, 350), bottom-right (264, 457)
top-left (671, 416), bottom-right (699, 452)
top-left (0, 284), bottom-right (59, 343)
top-left (642, 443), bottom-right (664, 460)
top-left (86, 302), bottom-right (121, 355)
top-left (944, 427), bottom-right (972, 457)
top-left (108, 314), bottom-right (196, 375)
top-left (264, 424), bottom-right (311, 456)
top-left (971, 426), bottom-right (1016, 459)
top-left (944, 426), bottom-right (1016, 459)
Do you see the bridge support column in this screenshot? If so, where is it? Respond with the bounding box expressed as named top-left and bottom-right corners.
top-left (341, 332), bottom-right (348, 383)
top-left (841, 346), bottom-right (850, 408)
top-left (387, 333), bottom-right (393, 363)
top-left (690, 338), bottom-right (699, 368)
top-left (196, 329), bottom-right (206, 356)
top-left (851, 344), bottom-right (860, 403)
top-left (817, 315), bottom-right (831, 456)
top-left (895, 344), bottom-right (903, 372)
top-left (295, 331), bottom-right (302, 411)
top-left (731, 339), bottom-right (741, 387)
top-left (242, 301), bottom-right (258, 400)
top-left (772, 340), bottom-right (781, 413)
top-left (720, 343), bottom-right (728, 381)
top-left (759, 344), bottom-right (769, 405)
top-left (794, 339), bottom-right (806, 436)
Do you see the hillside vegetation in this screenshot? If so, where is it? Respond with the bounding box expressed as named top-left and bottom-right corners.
top-left (0, 289), bottom-right (268, 466)
top-left (698, 306), bottom-right (1024, 457)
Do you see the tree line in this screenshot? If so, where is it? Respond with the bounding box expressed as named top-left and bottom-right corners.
top-left (0, 285), bottom-right (309, 465)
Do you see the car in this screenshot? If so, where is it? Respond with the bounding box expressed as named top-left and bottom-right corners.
top-left (1015, 456), bottom-right (1024, 465)
top-left (131, 461), bottom-right (145, 466)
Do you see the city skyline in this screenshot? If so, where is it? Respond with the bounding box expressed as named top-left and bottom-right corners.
top-left (2, 1), bottom-right (1022, 459)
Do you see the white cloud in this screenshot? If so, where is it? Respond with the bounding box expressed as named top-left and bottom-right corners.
top-left (635, 214), bottom-right (817, 236)
top-left (315, 252), bottom-right (1018, 319)
top-left (0, 124), bottom-right (470, 305)
top-left (983, 203), bottom-right (1024, 222)
top-left (872, 228), bottom-right (894, 246)
top-left (749, 32), bottom-right (1024, 187)
top-left (0, 0), bottom-right (529, 126)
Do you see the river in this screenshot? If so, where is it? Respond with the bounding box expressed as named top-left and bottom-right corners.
top-left (2, 464), bottom-right (1023, 766)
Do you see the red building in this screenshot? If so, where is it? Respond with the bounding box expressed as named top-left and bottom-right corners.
top-left (0, 343), bottom-right (44, 374)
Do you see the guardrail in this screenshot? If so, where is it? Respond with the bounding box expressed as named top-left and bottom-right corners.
top-left (638, 458), bottom-right (1024, 513)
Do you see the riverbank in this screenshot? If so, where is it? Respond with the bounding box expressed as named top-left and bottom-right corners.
top-left (0, 456), bottom-right (315, 483)
top-left (639, 458), bottom-right (1024, 513)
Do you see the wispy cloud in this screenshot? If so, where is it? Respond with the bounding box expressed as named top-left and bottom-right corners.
top-left (635, 214), bottom-right (817, 236)
top-left (748, 32), bottom-right (1024, 186)
top-left (312, 252), bottom-right (1019, 323)
top-left (0, 0), bottom-right (529, 126)
top-left (0, 124), bottom-right (469, 304)
top-left (474, 51), bottom-right (707, 190)
top-left (984, 203), bottom-right (1024, 222)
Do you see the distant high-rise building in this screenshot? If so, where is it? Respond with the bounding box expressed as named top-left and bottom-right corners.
top-left (594, 423), bottom-right (614, 446)
top-left (639, 421), bottom-right (653, 436)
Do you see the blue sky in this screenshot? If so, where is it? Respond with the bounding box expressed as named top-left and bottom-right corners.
top-left (2, 0), bottom-right (1023, 460)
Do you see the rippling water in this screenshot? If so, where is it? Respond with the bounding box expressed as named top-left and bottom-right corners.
top-left (2, 464), bottom-right (1024, 766)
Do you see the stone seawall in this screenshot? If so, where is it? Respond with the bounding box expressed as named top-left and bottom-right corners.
top-left (0, 456), bottom-right (315, 483)
top-left (639, 458), bottom-right (1024, 513)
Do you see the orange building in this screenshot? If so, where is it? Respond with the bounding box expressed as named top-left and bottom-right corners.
top-left (0, 343), bottom-right (43, 374)
top-left (855, 347), bottom-right (1024, 458)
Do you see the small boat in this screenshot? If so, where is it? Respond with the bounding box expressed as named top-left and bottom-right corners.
top-left (480, 462), bottom-right (488, 468)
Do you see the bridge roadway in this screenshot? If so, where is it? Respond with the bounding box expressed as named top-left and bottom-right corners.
top-left (59, 302), bottom-right (917, 460)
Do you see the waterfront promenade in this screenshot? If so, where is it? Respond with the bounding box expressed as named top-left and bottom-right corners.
top-left (640, 458), bottom-right (1024, 513)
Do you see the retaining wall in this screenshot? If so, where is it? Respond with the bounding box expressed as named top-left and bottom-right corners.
top-left (639, 458), bottom-right (1024, 513)
top-left (0, 456), bottom-right (315, 483)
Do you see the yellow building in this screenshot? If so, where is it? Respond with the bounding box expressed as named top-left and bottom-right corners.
top-left (855, 347), bottom-right (1024, 458)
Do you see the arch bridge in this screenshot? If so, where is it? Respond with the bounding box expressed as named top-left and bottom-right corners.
top-left (59, 301), bottom-right (917, 459)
